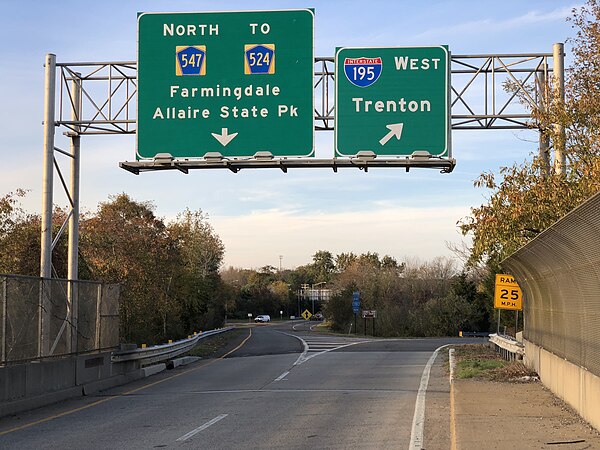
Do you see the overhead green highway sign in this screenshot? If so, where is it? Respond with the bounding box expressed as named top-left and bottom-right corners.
top-left (137, 10), bottom-right (314, 159)
top-left (335, 46), bottom-right (450, 157)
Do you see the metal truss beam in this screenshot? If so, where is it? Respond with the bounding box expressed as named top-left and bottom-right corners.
top-left (53, 52), bottom-right (553, 135)
top-left (56, 61), bottom-right (137, 135)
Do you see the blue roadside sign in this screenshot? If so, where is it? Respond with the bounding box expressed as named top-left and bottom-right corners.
top-left (352, 291), bottom-right (360, 314)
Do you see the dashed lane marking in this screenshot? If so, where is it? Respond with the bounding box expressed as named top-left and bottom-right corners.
top-left (274, 371), bottom-right (290, 382)
top-left (176, 414), bottom-right (228, 441)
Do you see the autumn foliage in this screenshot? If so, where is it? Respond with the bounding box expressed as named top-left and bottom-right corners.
top-left (460, 1), bottom-right (600, 267)
top-left (0, 192), bottom-right (225, 345)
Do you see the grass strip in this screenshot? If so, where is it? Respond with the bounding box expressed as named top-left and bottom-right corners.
top-left (187, 328), bottom-right (246, 358)
top-left (453, 343), bottom-right (537, 381)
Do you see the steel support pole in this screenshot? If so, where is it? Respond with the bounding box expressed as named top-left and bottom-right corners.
top-left (67, 73), bottom-right (81, 354)
top-left (553, 43), bottom-right (566, 175)
top-left (538, 69), bottom-right (551, 176)
top-left (1, 277), bottom-right (6, 364)
top-left (497, 309), bottom-right (501, 335)
top-left (39, 53), bottom-right (56, 357)
top-left (95, 284), bottom-right (102, 350)
top-left (40, 53), bottom-right (56, 279)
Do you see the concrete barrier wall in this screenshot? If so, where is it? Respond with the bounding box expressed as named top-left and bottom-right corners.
top-left (0, 352), bottom-right (142, 417)
top-left (524, 339), bottom-right (600, 431)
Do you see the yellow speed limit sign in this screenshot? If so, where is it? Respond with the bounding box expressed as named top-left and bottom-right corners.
top-left (494, 274), bottom-right (523, 310)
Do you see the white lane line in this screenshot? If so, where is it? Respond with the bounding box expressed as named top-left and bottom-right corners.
top-left (274, 371), bottom-right (290, 382)
top-left (275, 330), bottom-right (374, 366)
top-left (176, 414), bottom-right (228, 442)
top-left (408, 344), bottom-right (449, 450)
top-left (307, 345), bottom-right (346, 349)
top-left (181, 388), bottom-right (416, 394)
top-left (274, 331), bottom-right (309, 365)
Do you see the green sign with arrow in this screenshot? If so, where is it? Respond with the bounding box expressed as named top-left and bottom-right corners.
top-left (335, 46), bottom-right (450, 157)
top-left (137, 10), bottom-right (314, 159)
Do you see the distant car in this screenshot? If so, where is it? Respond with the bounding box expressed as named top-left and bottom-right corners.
top-left (254, 315), bottom-right (271, 323)
top-left (311, 313), bottom-right (324, 321)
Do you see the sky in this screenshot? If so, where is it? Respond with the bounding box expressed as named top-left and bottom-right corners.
top-left (0, 0), bottom-right (578, 270)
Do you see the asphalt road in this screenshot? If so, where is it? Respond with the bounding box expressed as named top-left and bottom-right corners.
top-left (0, 322), bottom-right (482, 449)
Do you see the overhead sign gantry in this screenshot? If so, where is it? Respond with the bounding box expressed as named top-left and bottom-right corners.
top-left (38, 8), bottom-right (564, 358)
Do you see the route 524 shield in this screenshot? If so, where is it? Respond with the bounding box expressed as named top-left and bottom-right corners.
top-left (344, 56), bottom-right (382, 87)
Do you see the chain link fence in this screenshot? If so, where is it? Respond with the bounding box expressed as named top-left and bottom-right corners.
top-left (0, 274), bottom-right (119, 364)
top-left (503, 192), bottom-right (600, 378)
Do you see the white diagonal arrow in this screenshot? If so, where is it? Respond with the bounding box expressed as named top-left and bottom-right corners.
top-left (211, 128), bottom-right (238, 147)
top-left (379, 123), bottom-right (404, 146)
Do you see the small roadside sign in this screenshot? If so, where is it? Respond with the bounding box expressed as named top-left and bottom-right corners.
top-left (494, 274), bottom-right (523, 310)
top-left (362, 310), bottom-right (377, 319)
top-left (301, 309), bottom-right (313, 320)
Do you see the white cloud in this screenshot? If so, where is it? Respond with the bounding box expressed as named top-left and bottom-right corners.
top-left (212, 204), bottom-right (470, 269)
top-left (412, 6), bottom-right (576, 42)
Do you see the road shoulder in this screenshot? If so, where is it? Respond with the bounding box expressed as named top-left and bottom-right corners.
top-left (453, 378), bottom-right (600, 449)
top-left (423, 346), bottom-right (600, 450)
top-left (423, 351), bottom-right (451, 449)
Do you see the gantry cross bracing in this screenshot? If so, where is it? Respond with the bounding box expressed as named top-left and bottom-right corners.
top-left (53, 52), bottom-right (554, 136)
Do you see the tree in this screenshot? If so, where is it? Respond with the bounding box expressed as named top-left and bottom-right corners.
top-left (335, 252), bottom-right (357, 272)
top-left (80, 194), bottom-right (178, 343)
top-left (269, 280), bottom-right (291, 315)
top-left (0, 190), bottom-right (40, 275)
top-left (0, 190), bottom-right (69, 277)
top-left (451, 272), bottom-right (491, 332)
top-left (311, 250), bottom-right (335, 282)
top-left (169, 209), bottom-right (224, 278)
top-left (167, 209), bottom-right (225, 332)
top-left (0, 189), bottom-right (28, 235)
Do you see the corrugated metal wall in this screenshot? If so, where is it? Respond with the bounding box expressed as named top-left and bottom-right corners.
top-left (502, 192), bottom-right (600, 377)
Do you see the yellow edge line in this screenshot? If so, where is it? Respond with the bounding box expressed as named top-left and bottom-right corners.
top-left (0, 328), bottom-right (253, 437)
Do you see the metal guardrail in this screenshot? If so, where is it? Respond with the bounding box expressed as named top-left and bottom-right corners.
top-left (111, 327), bottom-right (234, 366)
top-left (489, 333), bottom-right (524, 361)
top-left (459, 331), bottom-right (491, 337)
